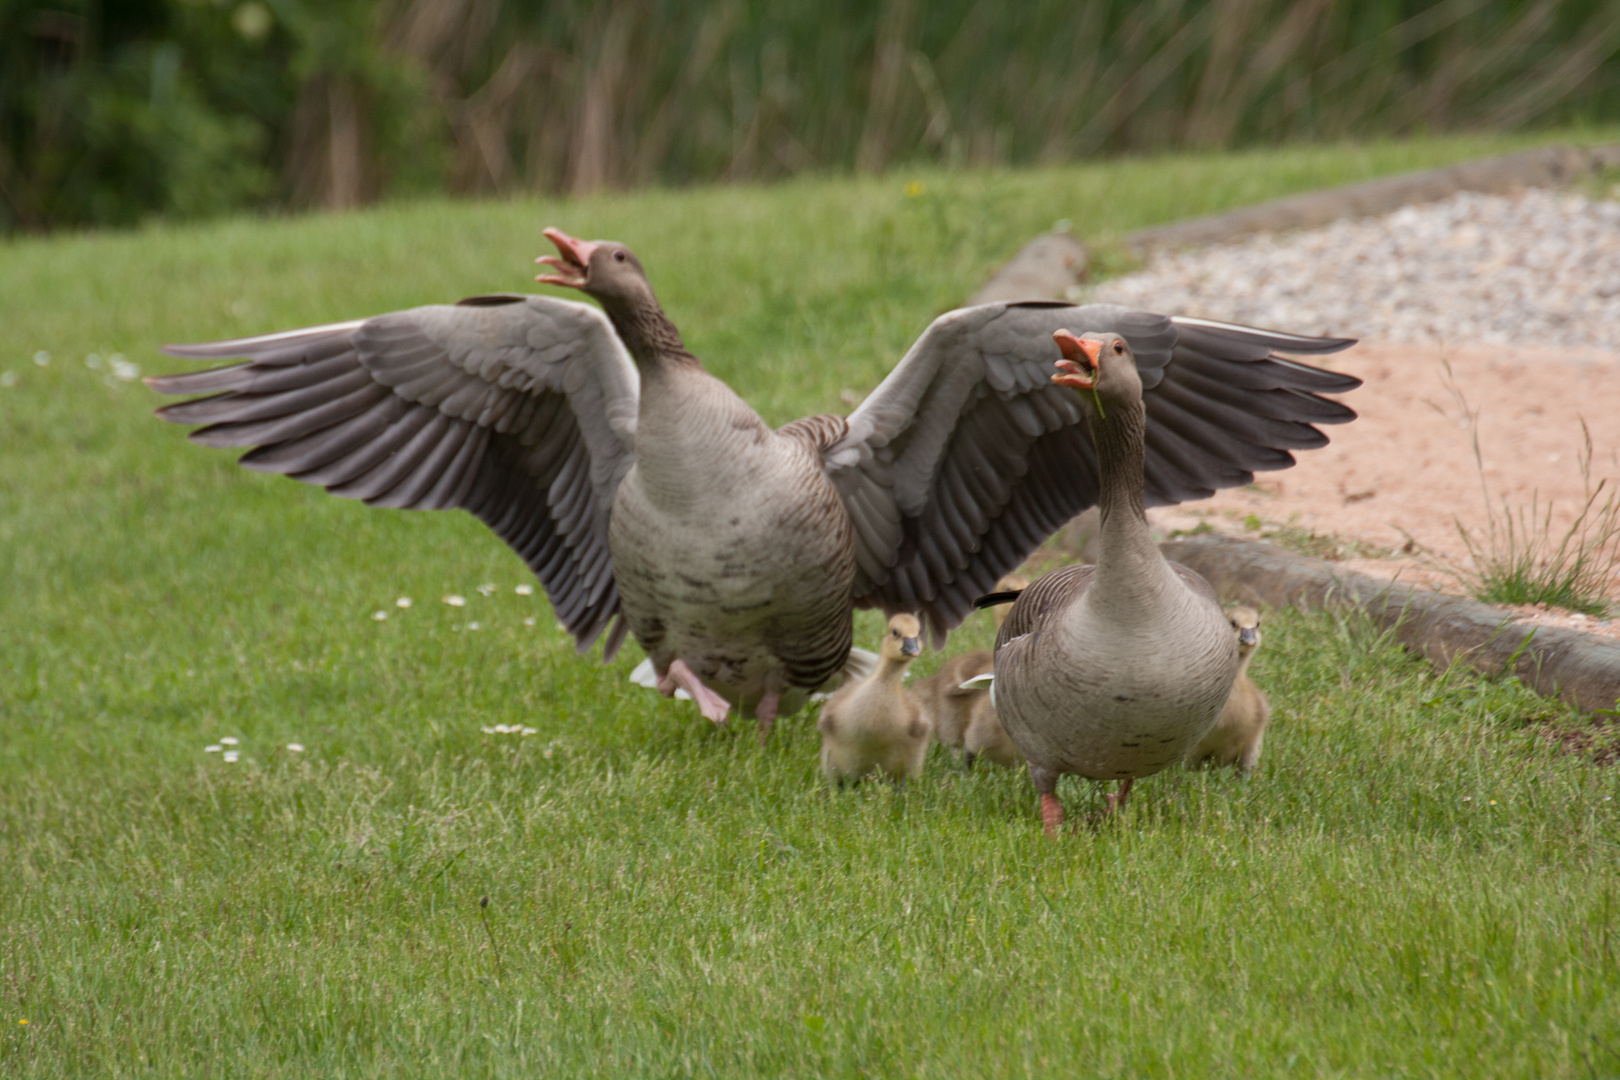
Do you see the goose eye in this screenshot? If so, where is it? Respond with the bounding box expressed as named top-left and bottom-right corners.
top-left (613, 250), bottom-right (627, 262)
top-left (1113, 340), bottom-right (1125, 354)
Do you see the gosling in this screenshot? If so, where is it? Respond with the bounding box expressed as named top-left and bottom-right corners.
top-left (915, 573), bottom-right (1027, 765)
top-left (819, 614), bottom-right (930, 785)
top-left (961, 692), bottom-right (1023, 768)
top-left (1185, 606), bottom-right (1270, 775)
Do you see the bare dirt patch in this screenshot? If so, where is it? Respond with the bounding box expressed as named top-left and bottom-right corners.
top-left (1151, 339), bottom-right (1620, 637)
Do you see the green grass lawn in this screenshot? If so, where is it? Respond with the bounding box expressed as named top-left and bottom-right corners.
top-left (4, 133), bottom-right (1619, 1078)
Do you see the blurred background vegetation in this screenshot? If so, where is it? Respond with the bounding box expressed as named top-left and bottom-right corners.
top-left (3, 0), bottom-right (1619, 234)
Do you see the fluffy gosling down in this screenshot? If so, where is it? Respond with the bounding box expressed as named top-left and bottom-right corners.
top-left (819, 614), bottom-right (930, 785)
top-left (915, 573), bottom-right (1027, 768)
top-left (1186, 606), bottom-right (1271, 774)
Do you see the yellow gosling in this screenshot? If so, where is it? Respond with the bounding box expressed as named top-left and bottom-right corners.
top-left (819, 614), bottom-right (930, 785)
top-left (1186, 606), bottom-right (1271, 775)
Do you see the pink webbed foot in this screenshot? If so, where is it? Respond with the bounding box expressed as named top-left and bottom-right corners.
top-left (661, 659), bottom-right (732, 725)
top-left (1039, 793), bottom-right (1065, 837)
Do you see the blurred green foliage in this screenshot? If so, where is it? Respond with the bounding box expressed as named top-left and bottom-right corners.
top-left (3, 0), bottom-right (1619, 233)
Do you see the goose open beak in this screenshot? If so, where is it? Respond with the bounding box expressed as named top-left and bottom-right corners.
top-left (1051, 329), bottom-right (1100, 390)
top-left (536, 227), bottom-right (599, 288)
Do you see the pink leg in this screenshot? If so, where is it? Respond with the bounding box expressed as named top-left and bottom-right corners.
top-left (1102, 777), bottom-right (1135, 815)
top-left (1040, 793), bottom-right (1065, 837)
top-left (662, 659), bottom-right (731, 725)
top-left (755, 688), bottom-right (782, 747)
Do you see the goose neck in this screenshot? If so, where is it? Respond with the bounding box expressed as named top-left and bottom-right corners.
top-left (600, 295), bottom-right (701, 373)
top-left (874, 657), bottom-right (912, 686)
top-left (1091, 397), bottom-right (1154, 580)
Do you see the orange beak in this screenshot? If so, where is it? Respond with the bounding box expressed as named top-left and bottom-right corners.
top-left (1050, 329), bottom-right (1101, 390)
top-left (536, 227), bottom-right (600, 288)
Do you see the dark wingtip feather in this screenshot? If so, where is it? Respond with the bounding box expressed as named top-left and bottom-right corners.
top-left (145, 363), bottom-right (254, 396)
top-left (1172, 316), bottom-right (1358, 356)
top-left (160, 320), bottom-right (366, 361)
top-left (972, 589), bottom-right (1023, 610)
top-left (1270, 357), bottom-right (1363, 393)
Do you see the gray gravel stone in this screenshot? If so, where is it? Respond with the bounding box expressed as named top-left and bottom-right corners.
top-left (1088, 188), bottom-right (1620, 351)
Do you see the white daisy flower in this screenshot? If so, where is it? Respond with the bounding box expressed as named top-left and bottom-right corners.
top-left (444, 595), bottom-right (466, 607)
top-left (523, 617), bottom-right (537, 627)
top-left (204, 745), bottom-right (222, 753)
top-left (372, 611), bottom-right (388, 621)
top-left (515, 584), bottom-right (534, 596)
top-left (467, 621), bottom-right (481, 631)
top-left (33, 351), bottom-right (50, 366)
top-left (520, 727), bottom-right (538, 736)
top-left (85, 353), bottom-right (103, 370)
top-left (396, 597), bottom-right (412, 608)
top-left (480, 726), bottom-right (497, 735)
top-left (110, 356), bottom-right (140, 381)
top-left (223, 750), bottom-right (240, 763)
top-left (220, 736), bottom-right (239, 746)
top-left (477, 583), bottom-right (497, 596)
top-left (286, 743), bottom-right (305, 753)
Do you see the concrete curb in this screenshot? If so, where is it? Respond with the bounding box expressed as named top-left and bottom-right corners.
top-left (1160, 534), bottom-right (1620, 715)
top-left (968, 231), bottom-right (1089, 306)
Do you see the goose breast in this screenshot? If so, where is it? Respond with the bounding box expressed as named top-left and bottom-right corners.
top-left (609, 417), bottom-right (855, 710)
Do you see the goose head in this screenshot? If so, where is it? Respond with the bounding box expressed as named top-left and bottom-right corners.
top-left (881, 613), bottom-right (923, 663)
top-left (537, 227), bottom-right (656, 309)
top-left (1227, 606), bottom-right (1262, 655)
top-left (1050, 330), bottom-right (1142, 408)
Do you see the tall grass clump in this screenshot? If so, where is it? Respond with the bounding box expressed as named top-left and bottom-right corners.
top-left (1446, 397), bottom-right (1620, 615)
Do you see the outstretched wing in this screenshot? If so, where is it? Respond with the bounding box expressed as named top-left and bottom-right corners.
top-left (825, 301), bottom-right (1358, 642)
top-left (148, 294), bottom-right (639, 658)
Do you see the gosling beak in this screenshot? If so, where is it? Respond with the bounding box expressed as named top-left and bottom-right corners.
top-left (536, 227), bottom-right (599, 289)
top-left (901, 637), bottom-right (921, 658)
top-left (1238, 627), bottom-right (1259, 647)
top-left (1050, 329), bottom-right (1100, 390)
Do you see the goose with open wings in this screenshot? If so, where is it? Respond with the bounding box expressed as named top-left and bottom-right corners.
top-left (148, 228), bottom-right (1358, 733)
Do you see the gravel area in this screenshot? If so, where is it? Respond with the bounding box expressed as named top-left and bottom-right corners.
top-left (1090, 188), bottom-right (1620, 351)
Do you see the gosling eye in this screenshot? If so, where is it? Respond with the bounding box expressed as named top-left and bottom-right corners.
top-left (890, 629), bottom-right (900, 638)
top-left (613, 250), bottom-right (627, 262)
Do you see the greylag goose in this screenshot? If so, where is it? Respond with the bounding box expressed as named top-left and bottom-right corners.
top-left (147, 228), bottom-right (1357, 735)
top-left (818, 614), bottom-right (930, 785)
top-left (1186, 606), bottom-right (1270, 774)
top-left (916, 572), bottom-right (1024, 765)
top-left (988, 331), bottom-right (1242, 835)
